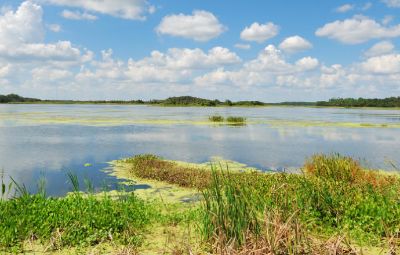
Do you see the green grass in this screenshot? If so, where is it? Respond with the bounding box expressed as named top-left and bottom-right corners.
top-left (0, 175), bottom-right (155, 253)
top-left (208, 115), bottom-right (224, 122)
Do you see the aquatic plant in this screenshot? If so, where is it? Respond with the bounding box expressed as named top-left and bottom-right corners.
top-left (226, 116), bottom-right (246, 123)
top-left (208, 115), bottom-right (224, 122)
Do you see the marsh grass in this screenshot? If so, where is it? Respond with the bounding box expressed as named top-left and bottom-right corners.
top-left (124, 154), bottom-right (400, 251)
top-left (200, 167), bottom-right (364, 254)
top-left (198, 155), bottom-right (400, 252)
top-left (208, 115), bottom-right (247, 125)
top-left (0, 173), bottom-right (154, 253)
top-left (304, 153), bottom-right (399, 189)
top-left (209, 115), bottom-right (224, 122)
top-left (122, 154), bottom-right (213, 189)
top-left (226, 116), bottom-right (246, 123)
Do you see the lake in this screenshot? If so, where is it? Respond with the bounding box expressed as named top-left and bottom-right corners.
top-left (1, 104), bottom-right (399, 196)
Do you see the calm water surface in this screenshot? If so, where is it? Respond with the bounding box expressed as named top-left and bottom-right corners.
top-left (1, 104), bottom-right (399, 196)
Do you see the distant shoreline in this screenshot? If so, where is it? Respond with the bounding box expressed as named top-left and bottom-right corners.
top-left (1, 94), bottom-right (400, 109)
top-left (3, 103), bottom-right (400, 112)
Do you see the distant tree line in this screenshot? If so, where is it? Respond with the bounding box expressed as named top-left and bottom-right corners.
top-left (316, 97), bottom-right (400, 108)
top-left (0, 94), bottom-right (270, 106)
top-left (0, 94), bottom-right (41, 103)
top-left (152, 96), bottom-right (267, 106)
top-left (2, 93), bottom-right (399, 108)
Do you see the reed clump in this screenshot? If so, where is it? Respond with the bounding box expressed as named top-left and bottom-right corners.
top-left (208, 115), bottom-right (224, 122)
top-left (304, 153), bottom-right (399, 189)
top-left (207, 115), bottom-right (247, 124)
top-left (226, 116), bottom-right (246, 123)
top-left (199, 155), bottom-right (400, 252)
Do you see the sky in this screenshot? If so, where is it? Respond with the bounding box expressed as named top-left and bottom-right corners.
top-left (0, 0), bottom-right (399, 101)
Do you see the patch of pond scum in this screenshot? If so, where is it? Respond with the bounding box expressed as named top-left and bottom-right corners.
top-left (2, 112), bottom-right (400, 128)
top-left (0, 114), bottom-right (400, 128)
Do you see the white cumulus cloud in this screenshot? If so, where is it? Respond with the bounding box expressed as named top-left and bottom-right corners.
top-left (240, 22), bottom-right (279, 43)
top-left (364, 41), bottom-right (395, 57)
top-left (361, 54), bottom-right (400, 74)
top-left (279, 36), bottom-right (312, 53)
top-left (38, 0), bottom-right (154, 20)
top-left (295, 57), bottom-right (319, 71)
top-left (0, 2), bottom-right (91, 65)
top-left (316, 15), bottom-right (400, 44)
top-left (156, 10), bottom-right (226, 42)
top-left (0, 1), bottom-right (44, 45)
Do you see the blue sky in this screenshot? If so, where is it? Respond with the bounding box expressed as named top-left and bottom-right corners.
top-left (0, 0), bottom-right (399, 101)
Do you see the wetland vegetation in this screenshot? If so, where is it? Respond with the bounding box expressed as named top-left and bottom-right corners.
top-left (2, 154), bottom-right (399, 254)
top-left (208, 115), bottom-right (246, 125)
top-left (226, 116), bottom-right (246, 123)
top-left (208, 115), bottom-right (224, 122)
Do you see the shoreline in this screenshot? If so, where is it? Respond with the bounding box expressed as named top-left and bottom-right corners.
top-left (2, 102), bottom-right (400, 111)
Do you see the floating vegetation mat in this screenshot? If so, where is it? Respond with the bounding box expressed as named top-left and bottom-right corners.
top-left (1, 112), bottom-right (400, 128)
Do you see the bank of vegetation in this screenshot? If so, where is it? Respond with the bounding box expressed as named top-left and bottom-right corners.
top-left (1, 154), bottom-right (399, 253)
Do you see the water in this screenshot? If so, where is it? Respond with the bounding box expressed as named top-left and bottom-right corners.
top-left (1, 104), bottom-right (399, 196)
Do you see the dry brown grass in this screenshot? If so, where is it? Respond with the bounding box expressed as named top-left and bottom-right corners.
top-left (209, 210), bottom-right (359, 255)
